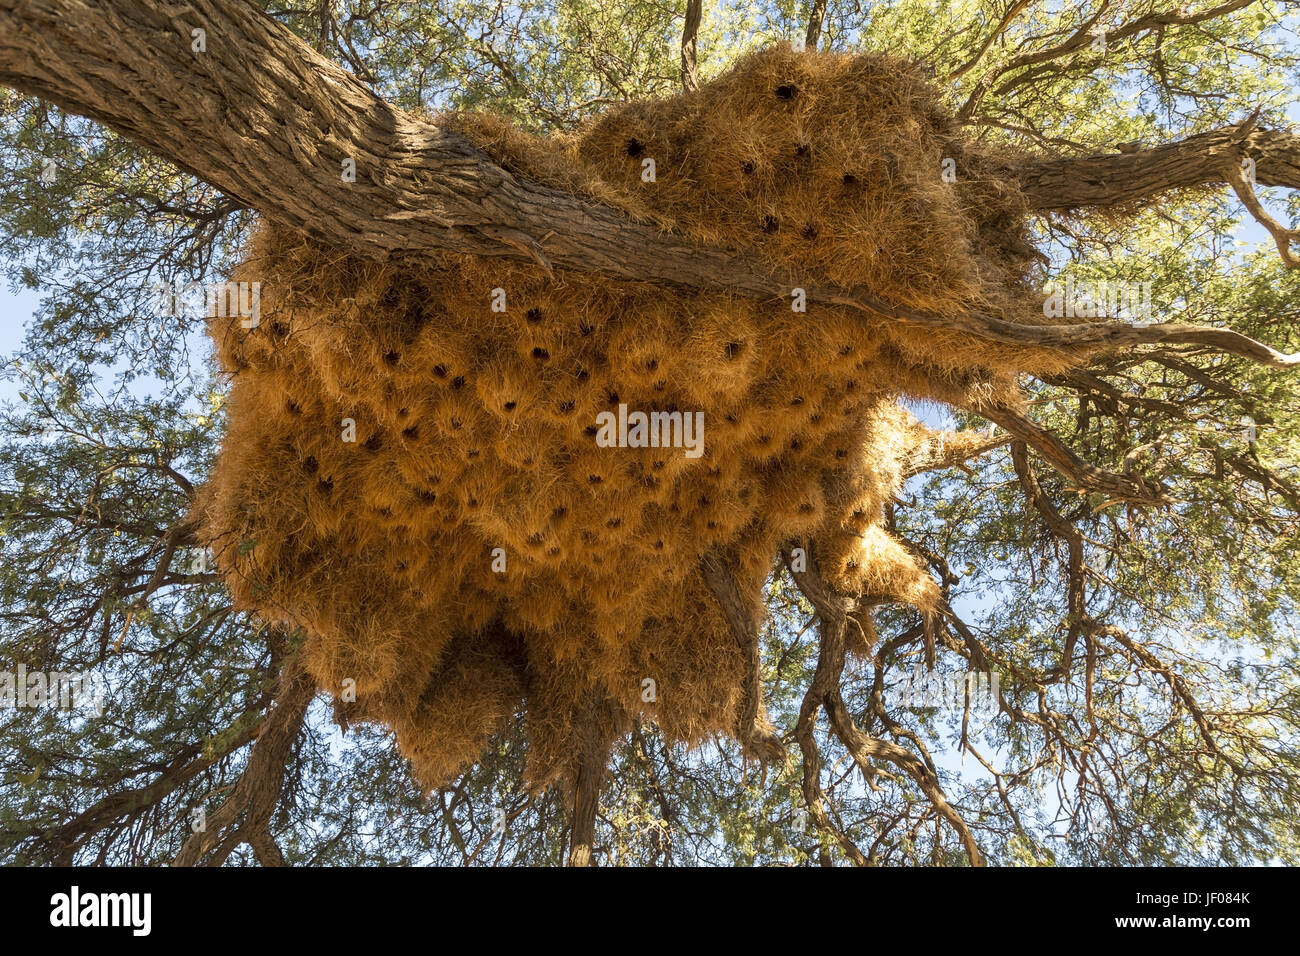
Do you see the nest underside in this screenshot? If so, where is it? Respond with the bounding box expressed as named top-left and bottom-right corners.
top-left (196, 47), bottom-right (1080, 789)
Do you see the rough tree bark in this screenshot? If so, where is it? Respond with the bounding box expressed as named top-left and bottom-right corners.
top-left (0, 0), bottom-right (1296, 367)
top-left (1015, 121), bottom-right (1300, 211)
top-left (566, 700), bottom-right (614, 867)
top-left (805, 0), bottom-right (829, 50)
top-left (567, 750), bottom-right (605, 867)
top-left (681, 0), bottom-right (703, 92)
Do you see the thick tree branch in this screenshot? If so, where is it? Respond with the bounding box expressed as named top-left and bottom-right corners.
top-left (786, 544), bottom-right (983, 866)
top-left (827, 297), bottom-right (1300, 369)
top-left (1225, 154), bottom-right (1299, 267)
top-left (1, 0), bottom-right (1294, 372)
top-left (901, 429), bottom-right (1011, 479)
top-left (804, 0), bottom-right (828, 51)
top-left (173, 654), bottom-right (315, 866)
top-left (1016, 122), bottom-right (1300, 212)
top-left (980, 403), bottom-right (1165, 504)
top-left (566, 702), bottom-right (612, 867)
top-left (0, 0), bottom-right (780, 291)
top-left (680, 0), bottom-right (703, 93)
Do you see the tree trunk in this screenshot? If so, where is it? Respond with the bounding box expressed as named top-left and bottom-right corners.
top-left (567, 742), bottom-right (607, 867)
top-left (680, 0), bottom-right (703, 92)
top-left (805, 0), bottom-right (829, 50)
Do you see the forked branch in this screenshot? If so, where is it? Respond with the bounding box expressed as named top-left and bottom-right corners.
top-left (784, 544), bottom-right (984, 866)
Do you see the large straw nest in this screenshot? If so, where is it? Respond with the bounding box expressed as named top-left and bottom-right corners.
top-left (195, 46), bottom-right (1081, 790)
